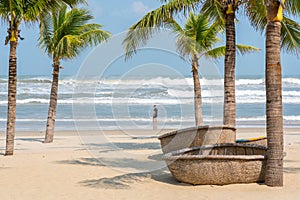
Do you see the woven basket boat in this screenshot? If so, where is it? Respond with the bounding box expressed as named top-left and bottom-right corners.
top-left (158, 125), bottom-right (236, 153)
top-left (163, 143), bottom-right (267, 185)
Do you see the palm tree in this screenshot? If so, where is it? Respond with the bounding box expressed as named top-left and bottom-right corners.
top-left (122, 0), bottom-right (253, 128)
top-left (200, 0), bottom-right (241, 127)
top-left (0, 0), bottom-right (85, 156)
top-left (243, 0), bottom-right (300, 55)
top-left (144, 0), bottom-right (240, 127)
top-left (220, 1), bottom-right (239, 127)
top-left (123, 0), bottom-right (299, 186)
top-left (264, 0), bottom-right (284, 187)
top-left (39, 6), bottom-right (111, 143)
top-left (124, 12), bottom-right (259, 126)
top-left (244, 0), bottom-right (300, 187)
top-left (124, 0), bottom-right (300, 127)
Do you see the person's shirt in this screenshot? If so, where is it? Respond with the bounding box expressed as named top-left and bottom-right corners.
top-left (153, 107), bottom-right (158, 118)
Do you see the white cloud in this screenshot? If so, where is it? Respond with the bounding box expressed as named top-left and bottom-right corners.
top-left (132, 1), bottom-right (150, 15)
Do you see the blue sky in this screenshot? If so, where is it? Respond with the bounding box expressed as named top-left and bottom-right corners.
top-left (0, 0), bottom-right (299, 77)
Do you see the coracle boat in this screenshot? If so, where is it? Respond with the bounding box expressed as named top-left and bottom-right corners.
top-left (158, 125), bottom-right (236, 153)
top-left (163, 143), bottom-right (267, 185)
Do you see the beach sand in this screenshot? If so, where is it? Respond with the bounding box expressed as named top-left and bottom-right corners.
top-left (0, 128), bottom-right (299, 200)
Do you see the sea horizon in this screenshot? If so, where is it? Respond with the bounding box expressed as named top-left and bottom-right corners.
top-left (0, 75), bottom-right (300, 131)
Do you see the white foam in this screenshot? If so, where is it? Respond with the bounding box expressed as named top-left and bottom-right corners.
top-left (283, 91), bottom-right (300, 96)
top-left (283, 78), bottom-right (300, 85)
top-left (284, 116), bottom-right (300, 121)
top-left (236, 79), bottom-right (264, 86)
top-left (237, 116), bottom-right (266, 121)
top-left (237, 116), bottom-right (300, 122)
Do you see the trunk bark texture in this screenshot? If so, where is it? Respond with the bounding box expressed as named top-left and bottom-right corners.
top-left (265, 0), bottom-right (284, 187)
top-left (5, 39), bottom-right (18, 156)
top-left (223, 12), bottom-right (236, 127)
top-left (45, 59), bottom-right (60, 143)
top-left (192, 55), bottom-right (203, 126)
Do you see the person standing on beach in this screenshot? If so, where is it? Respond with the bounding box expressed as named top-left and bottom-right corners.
top-left (153, 105), bottom-right (158, 130)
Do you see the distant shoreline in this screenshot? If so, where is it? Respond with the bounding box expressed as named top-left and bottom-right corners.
top-left (0, 126), bottom-right (298, 136)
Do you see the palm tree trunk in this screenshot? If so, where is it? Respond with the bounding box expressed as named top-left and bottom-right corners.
top-left (5, 39), bottom-right (18, 156)
top-left (192, 55), bottom-right (203, 126)
top-left (223, 12), bottom-right (236, 127)
top-left (265, 1), bottom-right (284, 187)
top-left (45, 58), bottom-right (60, 143)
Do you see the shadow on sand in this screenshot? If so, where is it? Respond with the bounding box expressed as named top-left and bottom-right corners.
top-left (79, 169), bottom-right (180, 189)
top-left (15, 137), bottom-right (45, 143)
top-left (83, 142), bottom-right (161, 153)
top-left (58, 154), bottom-right (165, 170)
top-left (56, 154), bottom-right (182, 189)
top-left (284, 167), bottom-right (300, 174)
top-left (57, 157), bottom-right (106, 167)
top-left (58, 155), bottom-right (300, 189)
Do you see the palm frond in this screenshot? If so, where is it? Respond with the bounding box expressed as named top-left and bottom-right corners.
top-left (39, 12), bottom-right (54, 56)
top-left (242, 0), bottom-right (267, 33)
top-left (23, 0), bottom-right (51, 22)
top-left (0, 0), bottom-right (86, 28)
top-left (79, 29), bottom-right (111, 46)
top-left (60, 0), bottom-right (87, 7)
top-left (285, 0), bottom-right (300, 17)
top-left (243, 1), bottom-right (300, 55)
top-left (39, 6), bottom-right (111, 61)
top-left (281, 16), bottom-right (300, 55)
top-left (204, 44), bottom-right (260, 59)
top-left (200, 20), bottom-right (222, 51)
top-left (176, 33), bottom-right (196, 58)
top-left (164, 13), bottom-right (222, 60)
top-left (123, 0), bottom-right (201, 59)
top-left (201, 0), bottom-right (224, 26)
top-left (55, 35), bottom-right (83, 59)
top-left (236, 44), bottom-right (260, 55)
top-left (204, 46), bottom-right (226, 59)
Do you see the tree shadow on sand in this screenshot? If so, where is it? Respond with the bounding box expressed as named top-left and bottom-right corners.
top-left (57, 139), bottom-right (185, 189)
top-left (84, 142), bottom-right (161, 153)
top-left (58, 156), bottom-right (165, 171)
top-left (56, 154), bottom-right (184, 189)
top-left (79, 169), bottom-right (180, 189)
top-left (283, 167), bottom-right (300, 173)
top-left (15, 137), bottom-right (44, 143)
top-left (57, 157), bottom-right (106, 167)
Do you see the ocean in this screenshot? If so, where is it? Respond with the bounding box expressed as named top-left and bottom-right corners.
top-left (0, 75), bottom-right (299, 131)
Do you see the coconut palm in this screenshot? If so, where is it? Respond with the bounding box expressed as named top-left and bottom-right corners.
top-left (122, 0), bottom-right (251, 128)
top-left (205, 0), bottom-right (300, 126)
top-left (0, 0), bottom-right (86, 156)
top-left (264, 0), bottom-right (284, 187)
top-left (124, 12), bottom-right (259, 126)
top-left (243, 0), bottom-right (300, 187)
top-left (200, 0), bottom-right (241, 126)
top-left (39, 6), bottom-right (111, 143)
top-left (123, 0), bottom-right (299, 186)
top-left (202, 0), bottom-right (300, 187)
top-left (220, 1), bottom-right (239, 126)
top-left (123, 0), bottom-right (300, 127)
top-left (134, 0), bottom-right (240, 127)
top-left (243, 0), bottom-right (300, 55)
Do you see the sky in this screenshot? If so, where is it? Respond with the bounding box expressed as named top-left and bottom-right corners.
top-left (0, 0), bottom-right (299, 77)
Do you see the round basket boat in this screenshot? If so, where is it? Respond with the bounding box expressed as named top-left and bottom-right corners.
top-left (158, 125), bottom-right (236, 153)
top-left (163, 143), bottom-right (267, 185)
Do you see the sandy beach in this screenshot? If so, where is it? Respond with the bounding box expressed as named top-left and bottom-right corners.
top-left (0, 128), bottom-right (299, 200)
